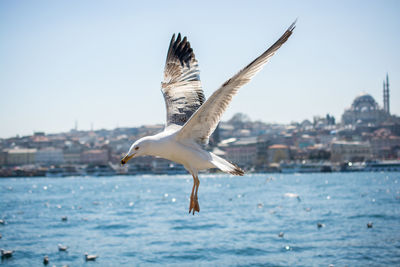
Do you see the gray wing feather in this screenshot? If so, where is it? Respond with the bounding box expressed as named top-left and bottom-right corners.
top-left (177, 21), bottom-right (296, 144)
top-left (162, 33), bottom-right (205, 126)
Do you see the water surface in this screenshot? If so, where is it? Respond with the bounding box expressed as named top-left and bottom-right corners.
top-left (1, 172), bottom-right (400, 266)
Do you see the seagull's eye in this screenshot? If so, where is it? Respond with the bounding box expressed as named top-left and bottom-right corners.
top-left (135, 147), bottom-right (139, 150)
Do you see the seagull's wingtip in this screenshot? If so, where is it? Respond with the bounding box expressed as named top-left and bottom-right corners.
top-left (288, 19), bottom-right (297, 32)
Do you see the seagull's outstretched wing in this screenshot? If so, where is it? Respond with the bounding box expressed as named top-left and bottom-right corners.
top-left (162, 33), bottom-right (205, 127)
top-left (177, 21), bottom-right (296, 144)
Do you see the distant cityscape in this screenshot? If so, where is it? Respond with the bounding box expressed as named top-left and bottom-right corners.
top-left (1, 75), bottom-right (399, 176)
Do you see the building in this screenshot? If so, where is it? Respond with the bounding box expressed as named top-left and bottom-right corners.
top-left (330, 141), bottom-right (372, 162)
top-left (81, 149), bottom-right (109, 164)
top-left (0, 150), bottom-right (7, 166)
top-left (369, 128), bottom-right (400, 159)
top-left (267, 144), bottom-right (290, 163)
top-left (63, 142), bottom-right (83, 164)
top-left (296, 134), bottom-right (315, 149)
top-left (222, 137), bottom-right (257, 168)
top-left (36, 147), bottom-right (64, 165)
top-left (255, 135), bottom-right (271, 167)
top-left (342, 93), bottom-right (388, 125)
top-left (30, 133), bottom-right (51, 149)
top-left (6, 148), bottom-right (37, 165)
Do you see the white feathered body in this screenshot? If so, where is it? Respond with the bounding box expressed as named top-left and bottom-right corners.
top-left (143, 127), bottom-right (235, 174)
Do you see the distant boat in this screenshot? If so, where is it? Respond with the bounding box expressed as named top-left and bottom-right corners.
top-left (85, 164), bottom-right (116, 176)
top-left (152, 161), bottom-right (187, 175)
top-left (340, 162), bottom-right (366, 172)
top-left (279, 163), bottom-right (300, 173)
top-left (165, 163), bottom-right (187, 175)
top-left (45, 165), bottom-right (84, 177)
top-left (298, 163), bottom-right (323, 173)
top-left (45, 167), bottom-right (65, 177)
top-left (62, 165), bottom-right (85, 176)
top-left (126, 164), bottom-right (153, 175)
top-left (280, 162), bottom-right (331, 173)
top-left (365, 160), bottom-right (400, 172)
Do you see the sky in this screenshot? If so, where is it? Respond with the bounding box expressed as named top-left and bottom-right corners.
top-left (0, 0), bottom-right (399, 138)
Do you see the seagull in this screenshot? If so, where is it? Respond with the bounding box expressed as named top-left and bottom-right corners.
top-left (284, 192), bottom-right (301, 202)
top-left (1, 249), bottom-right (14, 259)
top-left (58, 244), bottom-right (68, 251)
top-left (121, 21), bottom-right (296, 214)
top-left (84, 253), bottom-right (98, 261)
top-left (43, 255), bottom-right (49, 265)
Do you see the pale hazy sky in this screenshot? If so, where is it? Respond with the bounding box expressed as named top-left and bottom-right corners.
top-left (1, 0), bottom-right (399, 138)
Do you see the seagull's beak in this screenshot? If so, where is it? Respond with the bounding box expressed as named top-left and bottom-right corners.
top-left (121, 154), bottom-right (135, 165)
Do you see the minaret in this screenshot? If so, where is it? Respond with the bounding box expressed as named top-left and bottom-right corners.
top-left (386, 73), bottom-right (390, 114)
top-left (383, 80), bottom-right (387, 112)
top-left (383, 73), bottom-right (390, 114)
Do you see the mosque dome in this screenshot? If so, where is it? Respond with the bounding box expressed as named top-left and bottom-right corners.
top-left (342, 93), bottom-right (388, 125)
top-left (351, 93), bottom-right (379, 112)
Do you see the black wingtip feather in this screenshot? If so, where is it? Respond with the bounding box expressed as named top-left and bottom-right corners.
top-left (229, 162), bottom-right (245, 176)
top-left (167, 33), bottom-right (195, 68)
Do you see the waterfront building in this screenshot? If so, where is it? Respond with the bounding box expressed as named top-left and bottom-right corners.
top-left (306, 144), bottom-right (331, 160)
top-left (64, 151), bottom-right (82, 164)
top-left (222, 137), bottom-right (257, 168)
top-left (5, 148), bottom-right (37, 165)
top-left (63, 141), bottom-right (83, 164)
top-left (0, 150), bottom-right (6, 165)
top-left (267, 144), bottom-right (290, 163)
top-left (81, 149), bottom-right (109, 164)
top-left (255, 135), bottom-right (271, 168)
top-left (330, 141), bottom-right (372, 162)
top-left (36, 147), bottom-right (64, 165)
top-left (369, 128), bottom-right (400, 159)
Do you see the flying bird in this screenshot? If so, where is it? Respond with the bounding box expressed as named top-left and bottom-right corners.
top-left (121, 21), bottom-right (296, 214)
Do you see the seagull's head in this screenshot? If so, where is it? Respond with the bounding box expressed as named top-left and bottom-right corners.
top-left (121, 137), bottom-right (152, 165)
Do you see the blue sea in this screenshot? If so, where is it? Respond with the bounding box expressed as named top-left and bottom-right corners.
top-left (1, 172), bottom-right (400, 266)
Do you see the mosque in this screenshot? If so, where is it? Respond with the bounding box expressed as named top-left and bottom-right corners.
top-left (341, 74), bottom-right (391, 126)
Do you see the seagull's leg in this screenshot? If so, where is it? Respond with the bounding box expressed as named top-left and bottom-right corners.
top-left (193, 175), bottom-right (200, 214)
top-left (189, 175), bottom-right (196, 214)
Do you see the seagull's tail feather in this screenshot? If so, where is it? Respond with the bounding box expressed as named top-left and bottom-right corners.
top-left (210, 153), bottom-right (244, 176)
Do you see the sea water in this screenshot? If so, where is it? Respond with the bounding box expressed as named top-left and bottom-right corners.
top-left (1, 172), bottom-right (400, 266)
